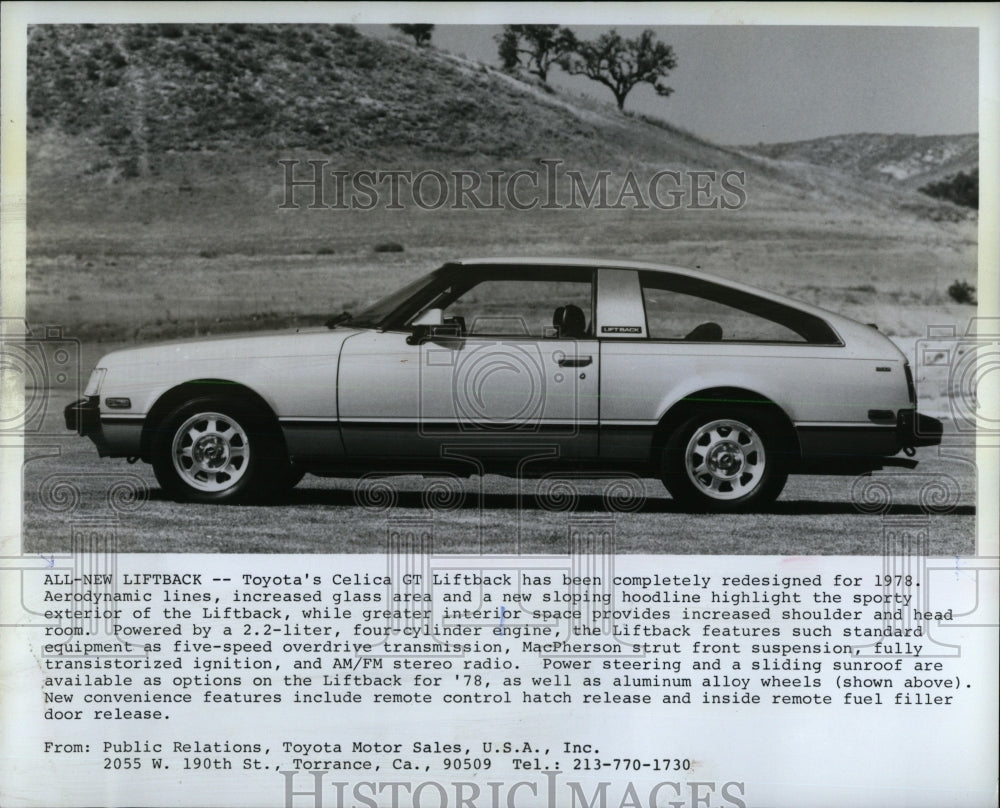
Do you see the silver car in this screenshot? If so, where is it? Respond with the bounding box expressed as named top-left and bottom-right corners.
top-left (66, 258), bottom-right (942, 511)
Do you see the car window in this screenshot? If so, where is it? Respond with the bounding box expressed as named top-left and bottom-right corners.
top-left (434, 275), bottom-right (594, 338)
top-left (640, 272), bottom-right (834, 343)
top-left (349, 268), bottom-right (446, 328)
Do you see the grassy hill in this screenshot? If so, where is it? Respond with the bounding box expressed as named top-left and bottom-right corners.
top-left (741, 132), bottom-right (978, 191)
top-left (28, 24), bottom-right (975, 209)
top-left (28, 24), bottom-right (622, 169)
top-left (25, 24), bottom-right (977, 345)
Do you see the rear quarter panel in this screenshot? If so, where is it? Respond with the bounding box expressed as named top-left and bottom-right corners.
top-left (598, 340), bottom-right (911, 456)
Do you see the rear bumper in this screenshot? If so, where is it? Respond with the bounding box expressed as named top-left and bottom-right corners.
top-left (794, 408), bottom-right (943, 474)
top-left (897, 409), bottom-right (943, 448)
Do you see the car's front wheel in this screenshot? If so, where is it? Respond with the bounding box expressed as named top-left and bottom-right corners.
top-left (662, 408), bottom-right (788, 512)
top-left (151, 396), bottom-right (287, 503)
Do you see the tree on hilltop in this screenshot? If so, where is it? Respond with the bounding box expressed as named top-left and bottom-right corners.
top-left (391, 24), bottom-right (435, 47)
top-left (561, 29), bottom-right (677, 111)
top-left (495, 25), bottom-right (577, 85)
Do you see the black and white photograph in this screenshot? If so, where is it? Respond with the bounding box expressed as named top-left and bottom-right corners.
top-left (13, 15), bottom-right (986, 555)
top-left (2, 5), bottom-right (997, 808)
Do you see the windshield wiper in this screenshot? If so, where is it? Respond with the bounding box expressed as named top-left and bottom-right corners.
top-left (325, 311), bottom-right (353, 329)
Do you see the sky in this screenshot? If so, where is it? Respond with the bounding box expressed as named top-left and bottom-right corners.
top-left (359, 24), bottom-right (979, 146)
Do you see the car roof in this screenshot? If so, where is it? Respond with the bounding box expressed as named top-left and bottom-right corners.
top-left (450, 256), bottom-right (852, 327)
top-left (455, 256), bottom-right (683, 271)
top-left (453, 255), bottom-right (766, 284)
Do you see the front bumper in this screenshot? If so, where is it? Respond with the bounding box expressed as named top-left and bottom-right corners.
top-left (897, 409), bottom-right (943, 448)
top-left (65, 396), bottom-right (100, 436)
top-left (65, 396), bottom-right (113, 456)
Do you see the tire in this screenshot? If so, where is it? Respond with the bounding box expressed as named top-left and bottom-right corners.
top-left (151, 395), bottom-right (288, 503)
top-left (661, 407), bottom-right (788, 512)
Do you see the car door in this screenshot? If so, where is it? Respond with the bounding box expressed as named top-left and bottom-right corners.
top-left (336, 267), bottom-right (599, 462)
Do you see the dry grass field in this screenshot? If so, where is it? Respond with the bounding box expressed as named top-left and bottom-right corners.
top-left (25, 189), bottom-right (977, 344)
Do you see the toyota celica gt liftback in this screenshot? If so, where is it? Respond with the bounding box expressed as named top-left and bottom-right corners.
top-left (66, 258), bottom-right (943, 512)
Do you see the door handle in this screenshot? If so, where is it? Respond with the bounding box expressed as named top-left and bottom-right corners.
top-left (557, 355), bottom-right (593, 367)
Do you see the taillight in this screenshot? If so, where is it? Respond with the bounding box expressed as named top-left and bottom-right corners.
top-left (903, 362), bottom-right (915, 404)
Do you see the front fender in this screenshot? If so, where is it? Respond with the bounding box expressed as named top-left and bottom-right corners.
top-left (92, 328), bottom-right (357, 420)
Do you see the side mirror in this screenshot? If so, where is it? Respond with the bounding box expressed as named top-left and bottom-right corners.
top-left (406, 325), bottom-right (430, 345)
top-left (407, 309), bottom-right (465, 347)
top-left (406, 308), bottom-right (442, 345)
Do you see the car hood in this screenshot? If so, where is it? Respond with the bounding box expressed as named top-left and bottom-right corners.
top-left (96, 326), bottom-right (365, 368)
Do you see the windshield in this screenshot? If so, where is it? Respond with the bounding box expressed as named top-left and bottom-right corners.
top-left (345, 268), bottom-right (445, 328)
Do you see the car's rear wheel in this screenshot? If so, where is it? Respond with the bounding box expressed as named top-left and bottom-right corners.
top-left (152, 396), bottom-right (288, 503)
top-left (662, 408), bottom-right (788, 512)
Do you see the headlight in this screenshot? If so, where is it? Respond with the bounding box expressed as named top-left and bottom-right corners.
top-left (84, 368), bottom-right (107, 397)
